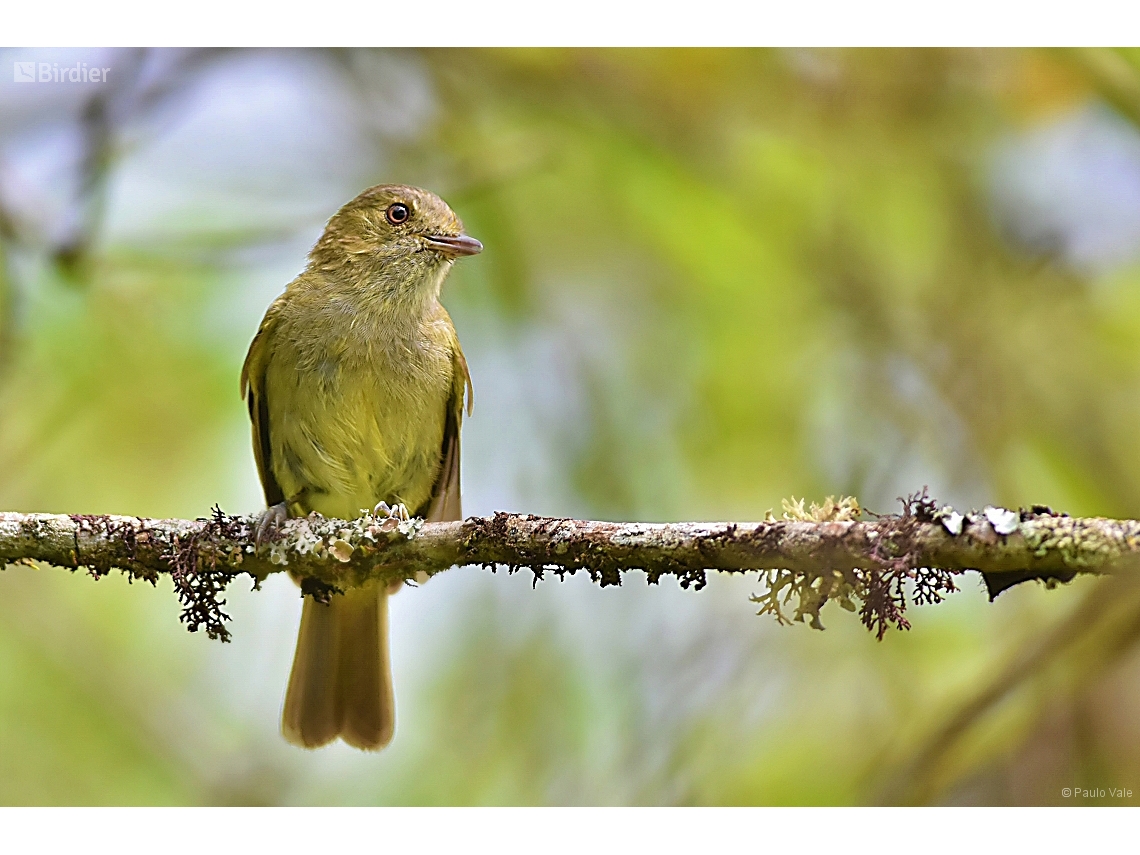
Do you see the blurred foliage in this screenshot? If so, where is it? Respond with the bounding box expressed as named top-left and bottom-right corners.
top-left (3, 47), bottom-right (1140, 805)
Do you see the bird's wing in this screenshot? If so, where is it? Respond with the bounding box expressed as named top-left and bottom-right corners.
top-left (422, 344), bottom-right (472, 523)
top-left (241, 302), bottom-right (286, 507)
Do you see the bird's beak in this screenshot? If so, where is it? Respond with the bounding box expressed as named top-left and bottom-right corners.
top-left (426, 234), bottom-right (483, 258)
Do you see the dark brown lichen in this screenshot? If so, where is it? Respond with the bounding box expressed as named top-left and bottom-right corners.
top-left (299, 576), bottom-right (342, 604)
top-left (167, 506), bottom-right (246, 642)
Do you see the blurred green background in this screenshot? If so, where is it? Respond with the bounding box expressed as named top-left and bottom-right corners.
top-left (3, 47), bottom-right (1140, 805)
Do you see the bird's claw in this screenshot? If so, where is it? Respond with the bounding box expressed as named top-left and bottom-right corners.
top-left (255, 502), bottom-right (288, 547)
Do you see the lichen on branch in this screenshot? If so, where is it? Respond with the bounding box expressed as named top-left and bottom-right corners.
top-left (1, 490), bottom-right (1137, 642)
top-left (753, 493), bottom-right (959, 637)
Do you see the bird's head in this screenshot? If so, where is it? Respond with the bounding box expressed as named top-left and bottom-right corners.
top-left (308, 184), bottom-right (482, 303)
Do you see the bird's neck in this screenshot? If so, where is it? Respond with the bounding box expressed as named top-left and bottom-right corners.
top-left (301, 262), bottom-right (449, 358)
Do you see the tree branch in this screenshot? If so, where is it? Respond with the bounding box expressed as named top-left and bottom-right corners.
top-left (0, 494), bottom-right (1135, 642)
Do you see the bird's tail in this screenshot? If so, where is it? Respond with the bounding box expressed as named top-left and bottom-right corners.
top-left (281, 581), bottom-right (394, 750)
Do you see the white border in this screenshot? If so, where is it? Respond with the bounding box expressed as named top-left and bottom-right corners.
top-left (5, 806), bottom-right (1140, 854)
top-left (2, 0), bottom-right (1139, 49)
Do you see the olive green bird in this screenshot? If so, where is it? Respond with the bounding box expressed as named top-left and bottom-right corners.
top-left (241, 185), bottom-right (480, 750)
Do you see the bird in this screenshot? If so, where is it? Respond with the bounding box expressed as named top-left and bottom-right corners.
top-left (240, 184), bottom-right (480, 749)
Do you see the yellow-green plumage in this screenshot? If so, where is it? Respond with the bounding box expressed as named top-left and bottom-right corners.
top-left (241, 185), bottom-right (478, 750)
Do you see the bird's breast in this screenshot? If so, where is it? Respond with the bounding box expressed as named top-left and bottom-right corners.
top-left (266, 320), bottom-right (454, 521)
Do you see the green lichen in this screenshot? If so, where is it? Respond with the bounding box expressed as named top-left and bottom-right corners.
top-left (1021, 517), bottom-right (1126, 569)
top-left (752, 496), bottom-right (866, 630)
top-left (780, 495), bottom-right (862, 522)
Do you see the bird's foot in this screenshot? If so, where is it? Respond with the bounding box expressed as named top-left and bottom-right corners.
top-left (373, 501), bottom-right (410, 522)
top-left (254, 502), bottom-right (288, 547)
top-left (373, 502), bottom-right (414, 594)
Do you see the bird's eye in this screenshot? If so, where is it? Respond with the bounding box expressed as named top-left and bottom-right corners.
top-left (386, 203), bottom-right (411, 225)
